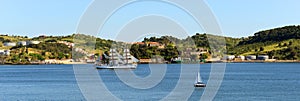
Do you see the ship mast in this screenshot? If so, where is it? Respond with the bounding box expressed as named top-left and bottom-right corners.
top-left (111, 49), bottom-right (114, 66)
top-left (126, 48), bottom-right (128, 64)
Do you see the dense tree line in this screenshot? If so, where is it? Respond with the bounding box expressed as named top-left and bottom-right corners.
top-left (130, 44), bottom-right (179, 61)
top-left (238, 25), bottom-right (300, 45)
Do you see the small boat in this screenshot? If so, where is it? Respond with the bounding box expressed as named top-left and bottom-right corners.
top-left (95, 48), bottom-right (138, 69)
top-left (194, 72), bottom-right (206, 87)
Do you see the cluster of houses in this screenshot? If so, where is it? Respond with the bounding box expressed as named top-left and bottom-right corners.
top-left (0, 50), bottom-right (10, 55)
top-left (224, 55), bottom-right (271, 61)
top-left (3, 40), bottom-right (40, 47)
top-left (57, 41), bottom-right (75, 48)
top-left (1, 41), bottom-right (41, 56)
top-left (74, 48), bottom-right (88, 55)
top-left (133, 42), bottom-right (165, 49)
top-left (138, 47), bottom-right (210, 63)
top-left (1, 40), bottom-right (77, 57)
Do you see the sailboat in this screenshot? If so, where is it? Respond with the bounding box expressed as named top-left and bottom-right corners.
top-left (95, 48), bottom-right (138, 69)
top-left (194, 72), bottom-right (206, 87)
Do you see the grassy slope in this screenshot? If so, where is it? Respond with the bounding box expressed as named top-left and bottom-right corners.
top-left (241, 39), bottom-right (300, 55)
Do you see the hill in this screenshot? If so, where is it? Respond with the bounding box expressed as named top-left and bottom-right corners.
top-left (228, 25), bottom-right (300, 60)
top-left (1, 25), bottom-right (299, 64)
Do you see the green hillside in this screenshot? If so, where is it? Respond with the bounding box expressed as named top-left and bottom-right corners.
top-left (228, 25), bottom-right (300, 60)
top-left (0, 25), bottom-right (299, 64)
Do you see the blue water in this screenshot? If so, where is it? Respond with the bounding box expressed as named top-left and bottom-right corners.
top-left (0, 63), bottom-right (300, 101)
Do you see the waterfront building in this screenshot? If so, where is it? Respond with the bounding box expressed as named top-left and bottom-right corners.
top-left (17, 41), bottom-right (27, 46)
top-left (0, 50), bottom-right (10, 55)
top-left (257, 55), bottom-right (269, 60)
top-left (246, 55), bottom-right (257, 60)
top-left (26, 41), bottom-right (40, 45)
top-left (237, 55), bottom-right (245, 60)
top-left (224, 55), bottom-right (235, 60)
top-left (3, 42), bottom-right (16, 46)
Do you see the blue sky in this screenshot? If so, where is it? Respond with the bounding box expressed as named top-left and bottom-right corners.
top-left (1, 0), bottom-right (300, 38)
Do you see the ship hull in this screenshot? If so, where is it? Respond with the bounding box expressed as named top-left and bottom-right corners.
top-left (96, 64), bottom-right (137, 69)
top-left (194, 83), bottom-right (206, 87)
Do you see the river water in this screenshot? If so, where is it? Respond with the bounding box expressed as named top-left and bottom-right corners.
top-left (0, 63), bottom-right (299, 101)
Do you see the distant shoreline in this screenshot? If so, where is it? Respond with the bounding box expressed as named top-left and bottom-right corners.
top-left (0, 60), bottom-right (299, 65)
top-left (224, 60), bottom-right (300, 63)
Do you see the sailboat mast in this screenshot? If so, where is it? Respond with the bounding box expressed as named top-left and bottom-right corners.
top-left (126, 48), bottom-right (128, 64)
top-left (197, 72), bottom-right (201, 82)
top-left (111, 49), bottom-right (114, 65)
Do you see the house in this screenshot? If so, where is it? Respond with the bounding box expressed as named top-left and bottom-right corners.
top-left (236, 55), bottom-right (245, 61)
top-left (58, 41), bottom-right (74, 48)
top-left (147, 42), bottom-right (160, 47)
top-left (4, 50), bottom-right (10, 55)
top-left (133, 42), bottom-right (145, 45)
top-left (187, 48), bottom-right (209, 56)
top-left (17, 41), bottom-right (27, 46)
top-left (0, 50), bottom-right (4, 55)
top-left (3, 42), bottom-right (16, 47)
top-left (27, 41), bottom-right (40, 45)
top-left (224, 55), bottom-right (235, 60)
top-left (198, 48), bottom-right (209, 54)
top-left (74, 48), bottom-right (88, 55)
top-left (257, 55), bottom-right (269, 60)
top-left (190, 52), bottom-right (202, 55)
top-left (0, 50), bottom-right (10, 55)
top-left (139, 59), bottom-right (152, 64)
top-left (246, 55), bottom-right (257, 60)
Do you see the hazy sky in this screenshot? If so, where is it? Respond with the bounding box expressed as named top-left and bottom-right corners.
top-left (1, 0), bottom-right (300, 38)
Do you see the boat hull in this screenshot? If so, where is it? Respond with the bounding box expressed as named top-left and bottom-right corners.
top-left (96, 64), bottom-right (137, 69)
top-left (194, 83), bottom-right (206, 87)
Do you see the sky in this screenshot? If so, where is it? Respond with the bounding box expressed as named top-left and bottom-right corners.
top-left (1, 0), bottom-right (300, 38)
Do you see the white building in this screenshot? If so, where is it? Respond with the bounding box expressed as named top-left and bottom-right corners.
top-left (246, 55), bottom-right (257, 60)
top-left (257, 55), bottom-right (269, 60)
top-left (0, 50), bottom-right (10, 55)
top-left (224, 55), bottom-right (235, 60)
top-left (17, 41), bottom-right (27, 46)
top-left (27, 41), bottom-right (40, 45)
top-left (3, 42), bottom-right (16, 47)
top-left (58, 41), bottom-right (74, 48)
top-left (4, 50), bottom-right (10, 55)
top-left (0, 50), bottom-right (4, 54)
top-left (237, 55), bottom-right (245, 60)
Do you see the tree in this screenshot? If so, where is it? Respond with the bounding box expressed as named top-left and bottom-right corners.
top-left (199, 54), bottom-right (208, 59)
top-left (0, 55), bottom-right (7, 64)
top-left (259, 47), bottom-right (264, 51)
top-left (29, 53), bottom-right (45, 61)
top-left (10, 55), bottom-right (20, 63)
top-left (278, 43), bottom-right (282, 47)
top-left (289, 51), bottom-right (297, 60)
top-left (57, 52), bottom-right (65, 60)
top-left (161, 45), bottom-right (178, 61)
top-left (267, 51), bottom-right (275, 59)
top-left (289, 41), bottom-right (293, 46)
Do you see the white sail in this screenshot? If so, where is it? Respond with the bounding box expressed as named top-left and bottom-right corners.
top-left (198, 72), bottom-right (202, 82)
top-left (103, 53), bottom-right (109, 58)
top-left (109, 49), bottom-right (120, 65)
top-left (131, 56), bottom-right (139, 62)
top-left (122, 48), bottom-right (135, 64)
top-left (195, 72), bottom-right (202, 83)
top-left (194, 72), bottom-right (206, 87)
top-left (95, 48), bottom-right (138, 69)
